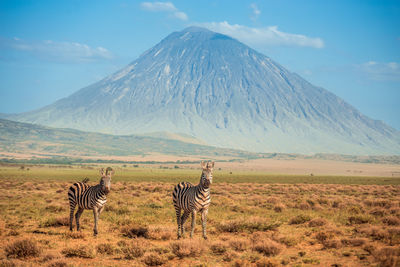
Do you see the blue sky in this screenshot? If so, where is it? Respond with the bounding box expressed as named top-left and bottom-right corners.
top-left (1, 0), bottom-right (399, 129)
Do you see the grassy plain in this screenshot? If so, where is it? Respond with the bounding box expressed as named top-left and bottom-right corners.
top-left (0, 164), bottom-right (399, 266)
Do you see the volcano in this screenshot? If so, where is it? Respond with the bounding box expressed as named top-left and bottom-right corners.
top-left (6, 27), bottom-right (399, 154)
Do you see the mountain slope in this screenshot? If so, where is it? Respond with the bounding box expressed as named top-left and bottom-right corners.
top-left (5, 27), bottom-right (400, 154)
top-left (0, 118), bottom-right (258, 158)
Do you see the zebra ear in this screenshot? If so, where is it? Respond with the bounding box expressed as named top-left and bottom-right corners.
top-left (99, 168), bottom-right (105, 176)
top-left (210, 161), bottom-right (215, 169)
top-left (201, 161), bottom-right (207, 169)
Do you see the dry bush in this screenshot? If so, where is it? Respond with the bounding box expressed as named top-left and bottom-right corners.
top-left (142, 252), bottom-right (167, 266)
top-left (147, 225), bottom-right (173, 240)
top-left (121, 225), bottom-right (149, 238)
top-left (289, 214), bottom-right (312, 225)
top-left (0, 259), bottom-right (17, 267)
top-left (122, 239), bottom-right (147, 259)
top-left (45, 205), bottom-right (65, 213)
top-left (255, 257), bottom-right (280, 267)
top-left (7, 230), bottom-right (19, 236)
top-left (308, 218), bottom-right (327, 227)
top-left (232, 259), bottom-right (252, 267)
top-left (273, 204), bottom-right (284, 213)
top-left (210, 241), bottom-right (228, 255)
top-left (217, 218), bottom-right (280, 233)
top-left (382, 216), bottom-right (400, 226)
top-left (276, 236), bottom-right (298, 247)
top-left (347, 215), bottom-right (372, 225)
top-left (372, 246), bottom-right (400, 267)
top-left (96, 243), bottom-right (115, 255)
top-left (47, 261), bottom-right (68, 267)
top-left (369, 208), bottom-right (386, 217)
top-left (341, 238), bottom-right (366, 247)
top-left (41, 217), bottom-right (69, 227)
top-left (61, 245), bottom-right (95, 258)
top-left (222, 251), bottom-right (238, 262)
top-left (357, 225), bottom-right (389, 241)
top-left (5, 239), bottom-right (41, 259)
top-left (229, 238), bottom-right (250, 252)
top-left (322, 239), bottom-right (342, 249)
top-left (64, 231), bottom-right (85, 239)
top-left (170, 239), bottom-right (205, 258)
top-left (297, 202), bottom-right (311, 210)
top-left (252, 239), bottom-right (282, 256)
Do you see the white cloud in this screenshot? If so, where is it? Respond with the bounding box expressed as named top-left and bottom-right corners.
top-left (0, 37), bottom-right (113, 63)
top-left (357, 61), bottom-right (400, 81)
top-left (141, 1), bottom-right (188, 21)
top-left (199, 21), bottom-right (324, 49)
top-left (250, 3), bottom-right (261, 21)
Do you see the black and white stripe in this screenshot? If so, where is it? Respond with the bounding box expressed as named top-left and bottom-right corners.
top-left (68, 167), bottom-right (113, 236)
top-left (173, 161), bottom-right (214, 239)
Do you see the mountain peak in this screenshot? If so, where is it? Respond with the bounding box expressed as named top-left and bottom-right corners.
top-left (5, 27), bottom-right (399, 155)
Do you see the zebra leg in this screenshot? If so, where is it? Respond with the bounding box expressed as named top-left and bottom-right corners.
top-left (201, 209), bottom-right (208, 240)
top-left (180, 211), bottom-right (190, 237)
top-left (175, 206), bottom-right (182, 239)
top-left (190, 210), bottom-right (197, 238)
top-left (93, 207), bottom-right (99, 236)
top-left (69, 202), bottom-right (76, 231)
top-left (75, 207), bottom-right (84, 231)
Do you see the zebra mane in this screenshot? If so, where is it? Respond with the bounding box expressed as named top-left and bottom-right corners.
top-left (81, 177), bottom-right (90, 183)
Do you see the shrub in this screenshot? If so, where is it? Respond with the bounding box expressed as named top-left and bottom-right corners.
top-left (289, 214), bottom-right (311, 225)
top-left (121, 225), bottom-right (149, 238)
top-left (253, 239), bottom-right (282, 256)
top-left (64, 232), bottom-right (85, 239)
top-left (61, 246), bottom-right (95, 258)
top-left (41, 217), bottom-right (69, 227)
top-left (47, 261), bottom-right (68, 267)
top-left (255, 257), bottom-right (280, 267)
top-left (373, 246), bottom-right (400, 267)
top-left (217, 218), bottom-right (280, 233)
top-left (148, 226), bottom-right (173, 240)
top-left (170, 239), bottom-right (205, 258)
top-left (322, 239), bottom-right (342, 249)
top-left (122, 240), bottom-right (146, 259)
top-left (0, 259), bottom-right (17, 267)
top-left (347, 215), bottom-right (371, 225)
top-left (142, 252), bottom-right (167, 266)
top-left (96, 243), bottom-right (115, 255)
top-left (341, 238), bottom-right (366, 247)
top-left (308, 218), bottom-right (327, 227)
top-left (230, 239), bottom-right (250, 251)
top-left (273, 204), bottom-right (284, 213)
top-left (382, 216), bottom-right (400, 226)
top-left (210, 241), bottom-right (227, 255)
top-left (5, 239), bottom-right (41, 259)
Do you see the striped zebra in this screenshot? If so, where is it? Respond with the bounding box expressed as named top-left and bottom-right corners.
top-left (68, 167), bottom-right (114, 236)
top-left (173, 161), bottom-right (214, 239)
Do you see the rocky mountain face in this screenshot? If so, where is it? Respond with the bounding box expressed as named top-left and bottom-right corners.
top-left (6, 27), bottom-right (399, 154)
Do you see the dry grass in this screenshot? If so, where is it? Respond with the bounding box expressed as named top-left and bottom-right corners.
top-left (1, 164), bottom-right (400, 266)
top-left (5, 239), bottom-right (41, 259)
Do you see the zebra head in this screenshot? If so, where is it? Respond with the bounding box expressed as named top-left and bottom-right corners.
top-left (99, 167), bottom-right (114, 194)
top-left (200, 161), bottom-right (214, 188)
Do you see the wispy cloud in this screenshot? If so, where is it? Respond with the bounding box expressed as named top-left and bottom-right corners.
top-left (0, 37), bottom-right (113, 63)
top-left (250, 3), bottom-right (261, 21)
top-left (141, 1), bottom-right (188, 21)
top-left (199, 21), bottom-right (324, 49)
top-left (357, 61), bottom-right (400, 81)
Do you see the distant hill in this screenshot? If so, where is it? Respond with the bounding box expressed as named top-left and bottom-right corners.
top-left (2, 27), bottom-right (399, 154)
top-left (0, 118), bottom-right (260, 158)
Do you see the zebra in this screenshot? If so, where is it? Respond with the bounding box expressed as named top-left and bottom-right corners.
top-left (68, 167), bottom-right (114, 236)
top-left (173, 161), bottom-right (214, 239)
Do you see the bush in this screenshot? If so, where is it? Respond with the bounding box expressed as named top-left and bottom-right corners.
top-left (122, 240), bottom-right (146, 259)
top-left (229, 239), bottom-right (250, 252)
top-left (41, 217), bottom-right (69, 227)
top-left (121, 225), bottom-right (149, 239)
top-left (96, 243), bottom-right (115, 255)
top-left (382, 216), bottom-right (400, 226)
top-left (5, 239), bottom-right (41, 259)
top-left (253, 239), bottom-right (282, 256)
top-left (289, 214), bottom-right (312, 225)
top-left (47, 261), bottom-right (68, 267)
top-left (170, 239), bottom-right (205, 258)
top-left (322, 239), bottom-right (342, 249)
top-left (210, 242), bottom-right (227, 255)
top-left (347, 215), bottom-right (371, 225)
top-left (308, 218), bottom-right (327, 227)
top-left (218, 218), bottom-right (280, 233)
top-left (61, 246), bottom-right (95, 258)
top-left (142, 252), bottom-right (167, 266)
top-left (341, 238), bottom-right (366, 247)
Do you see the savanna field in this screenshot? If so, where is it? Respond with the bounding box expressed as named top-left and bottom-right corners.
top-left (0, 164), bottom-right (400, 267)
